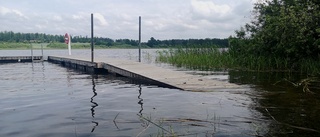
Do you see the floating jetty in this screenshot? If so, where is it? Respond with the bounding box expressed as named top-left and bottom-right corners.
top-left (0, 56), bottom-right (43, 63)
top-left (47, 56), bottom-right (242, 92)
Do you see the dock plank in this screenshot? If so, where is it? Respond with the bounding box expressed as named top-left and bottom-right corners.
top-left (48, 56), bottom-right (242, 92)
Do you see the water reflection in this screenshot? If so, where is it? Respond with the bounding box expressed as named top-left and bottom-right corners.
top-left (29, 62), bottom-right (47, 88)
top-left (91, 121), bottom-right (99, 133)
top-left (90, 76), bottom-right (99, 132)
top-left (31, 61), bottom-right (34, 71)
top-left (137, 84), bottom-right (143, 114)
top-left (228, 70), bottom-right (320, 136)
top-left (67, 70), bottom-right (72, 87)
top-left (90, 77), bottom-right (98, 118)
top-left (41, 62), bottom-right (46, 83)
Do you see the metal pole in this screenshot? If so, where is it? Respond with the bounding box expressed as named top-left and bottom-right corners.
top-left (91, 13), bottom-right (94, 62)
top-left (30, 42), bottom-right (33, 63)
top-left (41, 43), bottom-right (44, 61)
top-left (139, 16), bottom-right (141, 62)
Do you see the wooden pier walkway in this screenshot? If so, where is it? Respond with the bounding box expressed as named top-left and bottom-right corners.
top-left (48, 56), bottom-right (242, 92)
top-left (0, 56), bottom-right (43, 63)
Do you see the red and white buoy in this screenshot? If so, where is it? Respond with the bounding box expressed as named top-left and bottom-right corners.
top-left (64, 33), bottom-right (71, 55)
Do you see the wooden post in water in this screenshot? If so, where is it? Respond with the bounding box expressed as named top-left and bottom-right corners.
top-left (138, 16), bottom-right (141, 62)
top-left (91, 13), bottom-right (94, 62)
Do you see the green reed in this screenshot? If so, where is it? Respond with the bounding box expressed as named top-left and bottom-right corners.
top-left (157, 46), bottom-right (320, 75)
top-left (157, 47), bottom-right (232, 70)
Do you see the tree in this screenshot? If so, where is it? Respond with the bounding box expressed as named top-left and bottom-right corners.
top-left (147, 37), bottom-right (158, 47)
top-left (231, 0), bottom-right (320, 61)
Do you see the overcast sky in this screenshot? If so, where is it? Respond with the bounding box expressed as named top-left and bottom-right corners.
top-left (0, 0), bottom-right (256, 41)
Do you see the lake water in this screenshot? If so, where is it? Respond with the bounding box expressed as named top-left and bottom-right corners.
top-left (0, 49), bottom-right (319, 137)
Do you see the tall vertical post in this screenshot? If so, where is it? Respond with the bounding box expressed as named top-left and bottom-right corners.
top-left (64, 33), bottom-right (71, 55)
top-left (91, 13), bottom-right (94, 62)
top-left (68, 35), bottom-right (71, 55)
top-left (41, 43), bottom-right (44, 61)
top-left (30, 42), bottom-right (33, 62)
top-left (138, 16), bottom-right (141, 62)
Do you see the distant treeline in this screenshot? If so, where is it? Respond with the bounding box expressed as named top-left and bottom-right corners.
top-left (145, 37), bottom-right (228, 48)
top-left (0, 31), bottom-right (228, 48)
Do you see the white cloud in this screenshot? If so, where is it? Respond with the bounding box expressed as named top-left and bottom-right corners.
top-left (0, 6), bottom-right (28, 19)
top-left (0, 6), bottom-right (11, 15)
top-left (72, 14), bottom-right (85, 20)
top-left (35, 24), bottom-right (47, 29)
top-left (53, 15), bottom-right (62, 21)
top-left (94, 13), bottom-right (108, 26)
top-left (191, 0), bottom-right (231, 18)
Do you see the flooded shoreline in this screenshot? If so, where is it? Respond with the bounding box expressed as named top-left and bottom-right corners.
top-left (0, 49), bottom-right (319, 136)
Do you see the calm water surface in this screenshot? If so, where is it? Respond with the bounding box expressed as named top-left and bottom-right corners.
top-left (0, 49), bottom-right (319, 137)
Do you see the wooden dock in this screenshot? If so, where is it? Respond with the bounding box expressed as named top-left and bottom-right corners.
top-left (0, 56), bottom-right (43, 63)
top-left (48, 56), bottom-right (242, 92)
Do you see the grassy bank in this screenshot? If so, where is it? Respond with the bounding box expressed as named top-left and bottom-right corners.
top-left (157, 47), bottom-right (320, 75)
top-left (46, 42), bottom-right (140, 49)
top-left (0, 42), bottom-right (31, 49)
top-left (46, 42), bottom-right (150, 49)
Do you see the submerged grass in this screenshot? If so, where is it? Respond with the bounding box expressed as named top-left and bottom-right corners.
top-left (156, 46), bottom-right (320, 75)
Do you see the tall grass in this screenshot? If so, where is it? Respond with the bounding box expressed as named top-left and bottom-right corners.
top-left (157, 46), bottom-right (320, 75)
top-left (157, 47), bottom-right (233, 70)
